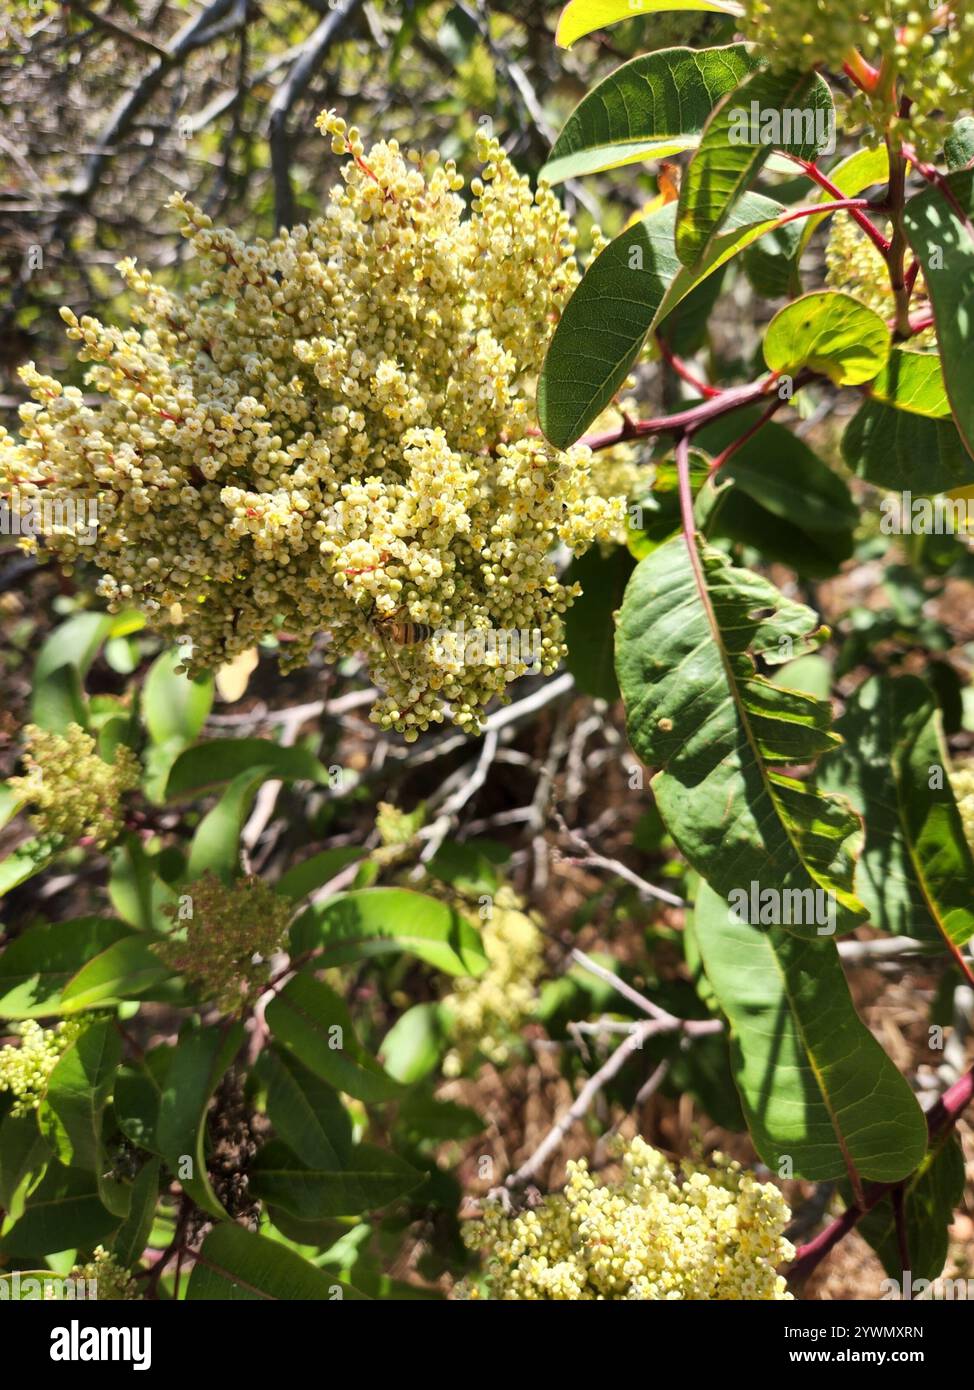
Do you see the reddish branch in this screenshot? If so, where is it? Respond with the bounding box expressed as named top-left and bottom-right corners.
top-left (786, 1064), bottom-right (974, 1289)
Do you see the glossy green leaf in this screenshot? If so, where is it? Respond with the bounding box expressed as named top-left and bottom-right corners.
top-left (0, 1113), bottom-right (50, 1222)
top-left (275, 847), bottom-right (364, 902)
top-left (903, 171), bottom-right (974, 462)
top-left (539, 191), bottom-right (787, 447)
top-left (187, 1221), bottom-right (368, 1300)
top-left (763, 291), bottom-right (889, 386)
top-left (0, 917), bottom-right (133, 1019)
top-left (30, 664), bottom-right (88, 734)
top-left (615, 535), bottom-right (867, 936)
top-left (555, 0), bottom-right (741, 49)
top-left (266, 972), bottom-right (402, 1104)
top-left (60, 933), bottom-right (176, 1011)
top-left (0, 837), bottom-right (59, 899)
top-left (142, 647), bottom-right (214, 746)
top-left (695, 412), bottom-right (858, 577)
top-left (112, 1156), bottom-right (161, 1268)
top-left (186, 766), bottom-right (270, 881)
top-left (289, 888), bottom-right (489, 976)
top-left (563, 545), bottom-right (635, 701)
top-left (842, 397), bottom-right (974, 492)
top-left (856, 1136), bottom-right (966, 1285)
top-left (0, 1162), bottom-right (119, 1256)
top-left (257, 1047), bottom-right (353, 1168)
top-left (945, 116), bottom-right (974, 172)
top-left (676, 67), bottom-right (832, 268)
top-left (868, 348), bottom-right (951, 418)
top-left (30, 612), bottom-right (113, 732)
top-left (542, 44), bottom-right (755, 184)
top-left (821, 676), bottom-right (974, 949)
top-left (379, 1003), bottom-right (443, 1084)
top-left (109, 835), bottom-right (178, 932)
top-left (693, 880), bottom-right (927, 1183)
top-left (156, 1021), bottom-right (245, 1220)
top-left (249, 1139), bottom-right (424, 1219)
top-left (166, 738), bottom-right (329, 799)
top-left (37, 1020), bottom-right (121, 1173)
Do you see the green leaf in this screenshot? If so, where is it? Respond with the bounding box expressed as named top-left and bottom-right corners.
top-left (542, 44), bottom-right (755, 184)
top-left (275, 847), bottom-right (365, 902)
top-left (114, 1058), bottom-right (166, 1154)
top-left (142, 647), bottom-right (214, 746)
top-left (0, 1162), bottom-right (119, 1256)
top-left (112, 1156), bottom-right (161, 1268)
top-left (156, 1021), bottom-right (245, 1220)
top-left (166, 738), bottom-right (328, 799)
top-left (539, 192), bottom-right (788, 447)
top-left (187, 1221), bottom-right (369, 1300)
top-left (266, 972), bottom-right (402, 1104)
top-left (692, 880), bottom-right (928, 1183)
top-left (763, 290), bottom-right (889, 386)
top-left (38, 1020), bottom-right (121, 1173)
top-left (249, 1139), bottom-right (424, 1219)
top-left (676, 67), bottom-right (832, 268)
top-left (694, 412), bottom-right (858, 578)
top-left (563, 545), bottom-right (635, 701)
top-left (59, 933), bottom-right (176, 1011)
top-left (855, 1136), bottom-right (966, 1285)
top-left (30, 664), bottom-right (88, 734)
top-left (868, 348), bottom-right (951, 419)
top-left (379, 1003), bottom-right (443, 1084)
top-left (257, 1047), bottom-right (353, 1168)
top-left (186, 766), bottom-right (270, 881)
top-left (29, 611), bottom-right (127, 732)
top-left (945, 116), bottom-right (974, 172)
top-left (555, 0), bottom-right (742, 48)
top-left (109, 835), bottom-right (178, 932)
top-left (0, 783), bottom-right (23, 833)
top-left (820, 676), bottom-right (974, 945)
top-left (425, 840), bottom-right (504, 896)
top-left (0, 1112), bottom-right (50, 1221)
top-left (0, 837), bottom-right (59, 899)
top-left (289, 888), bottom-right (489, 976)
top-left (0, 917), bottom-right (133, 1019)
top-left (615, 535), bottom-right (866, 936)
top-left (903, 170), bottom-right (974, 462)
top-left (842, 397), bottom-right (974, 492)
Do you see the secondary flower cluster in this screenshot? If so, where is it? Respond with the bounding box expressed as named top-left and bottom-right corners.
top-left (951, 764), bottom-right (974, 849)
top-left (0, 115), bottom-right (624, 739)
top-left (740, 1), bottom-right (974, 155)
top-left (9, 722), bottom-right (140, 849)
top-left (441, 887), bottom-right (544, 1076)
top-left (826, 212), bottom-right (935, 344)
top-left (155, 872), bottom-right (292, 1014)
top-left (460, 1137), bottom-right (795, 1300)
top-left (0, 1019), bottom-right (86, 1116)
top-left (68, 1247), bottom-right (142, 1301)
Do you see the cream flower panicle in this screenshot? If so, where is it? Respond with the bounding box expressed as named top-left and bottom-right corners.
top-left (0, 115), bottom-right (626, 740)
top-left (459, 1137), bottom-right (795, 1300)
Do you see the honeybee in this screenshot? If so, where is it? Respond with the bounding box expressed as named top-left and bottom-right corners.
top-left (369, 603), bottom-right (433, 681)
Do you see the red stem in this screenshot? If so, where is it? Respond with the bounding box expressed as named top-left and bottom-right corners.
top-left (787, 1063), bottom-right (974, 1288)
top-left (789, 156), bottom-right (891, 256)
top-left (656, 334), bottom-right (721, 398)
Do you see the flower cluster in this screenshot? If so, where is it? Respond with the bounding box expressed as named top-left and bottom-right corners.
top-left (441, 888), bottom-right (543, 1075)
top-left (740, 2), bottom-right (974, 155)
top-left (0, 116), bottom-right (625, 740)
top-left (9, 722), bottom-right (140, 849)
top-left (68, 1247), bottom-right (142, 1301)
top-left (460, 1137), bottom-right (795, 1300)
top-left (826, 212), bottom-right (935, 343)
top-left (0, 1019), bottom-right (86, 1116)
top-left (155, 873), bottom-right (292, 1014)
top-left (951, 763), bottom-right (974, 850)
